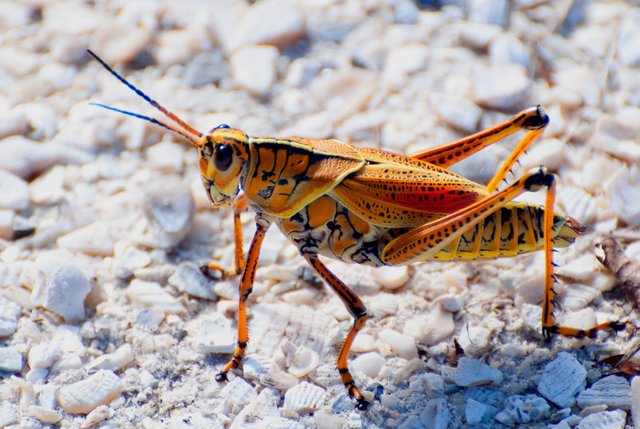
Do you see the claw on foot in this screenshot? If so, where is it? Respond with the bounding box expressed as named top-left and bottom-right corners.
top-left (215, 372), bottom-right (229, 382)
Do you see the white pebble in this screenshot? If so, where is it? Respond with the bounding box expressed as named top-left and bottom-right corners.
top-left (81, 405), bottom-right (113, 428)
top-left (473, 64), bottom-right (531, 110)
top-left (453, 357), bottom-right (503, 387)
top-left (494, 394), bottom-right (550, 426)
top-left (603, 165), bottom-right (640, 226)
top-left (350, 352), bottom-right (385, 379)
top-left (283, 381), bottom-right (326, 414)
top-left (29, 166), bottom-right (65, 205)
top-left (468, 0), bottom-right (508, 26)
top-left (0, 347), bottom-right (22, 372)
top-left (419, 398), bottom-right (452, 429)
top-left (577, 375), bottom-right (631, 410)
top-left (368, 294), bottom-right (398, 319)
top-left (230, 45), bottom-right (279, 97)
top-left (457, 22), bottom-right (502, 49)
top-left (554, 65), bottom-right (601, 106)
top-left (231, 0), bottom-right (306, 49)
top-left (490, 34), bottom-right (529, 69)
top-left (372, 266), bottom-right (409, 289)
top-left (0, 401), bottom-right (17, 427)
top-left (87, 344), bottom-right (134, 372)
top-left (57, 222), bottom-right (114, 256)
top-left (146, 141), bottom-right (185, 173)
top-left (0, 170), bottom-right (29, 211)
top-left (577, 409), bottom-right (626, 429)
top-left (144, 179), bottom-right (195, 249)
top-left (0, 136), bottom-right (59, 179)
top-left (403, 306), bottom-right (454, 346)
top-left (28, 342), bottom-right (61, 370)
top-left (57, 370), bottom-right (123, 414)
top-left (430, 93), bottom-right (482, 134)
top-left (31, 255), bottom-right (93, 322)
top-left (168, 262), bottom-right (216, 300)
top-left (186, 314), bottom-right (234, 354)
top-left (537, 352), bottom-right (586, 408)
top-left (378, 329), bottom-right (418, 360)
top-left (0, 109), bottom-right (29, 139)
top-left (26, 406), bottom-right (61, 424)
top-left (617, 12), bottom-right (640, 66)
top-left (466, 398), bottom-right (494, 425)
top-left (0, 210), bottom-right (14, 240)
top-left (125, 280), bottom-right (186, 315)
top-left (220, 377), bottom-right (257, 409)
top-left (631, 376), bottom-right (640, 429)
top-left (383, 43), bottom-right (429, 86)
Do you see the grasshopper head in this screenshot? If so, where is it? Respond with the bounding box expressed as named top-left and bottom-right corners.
top-left (198, 125), bottom-right (249, 207)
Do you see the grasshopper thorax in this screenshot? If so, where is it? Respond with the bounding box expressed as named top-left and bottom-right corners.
top-left (198, 126), bottom-right (250, 207)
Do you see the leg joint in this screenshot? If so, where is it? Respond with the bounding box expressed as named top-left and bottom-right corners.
top-left (522, 105), bottom-right (549, 130)
top-left (524, 167), bottom-right (554, 191)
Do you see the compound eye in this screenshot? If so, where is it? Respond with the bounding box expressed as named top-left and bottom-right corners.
top-left (210, 124), bottom-right (230, 132)
top-left (214, 144), bottom-right (233, 171)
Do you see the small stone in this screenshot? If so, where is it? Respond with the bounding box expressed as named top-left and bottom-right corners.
top-left (81, 405), bottom-right (113, 428)
top-left (577, 375), bottom-right (631, 410)
top-left (143, 179), bottom-right (195, 248)
top-left (230, 45), bottom-right (279, 97)
top-left (465, 398), bottom-right (496, 424)
top-left (0, 210), bottom-right (15, 240)
top-left (57, 222), bottom-right (114, 256)
top-left (186, 313), bottom-right (234, 354)
top-left (28, 342), bottom-right (61, 370)
top-left (350, 352), bottom-right (385, 379)
top-left (457, 22), bottom-right (502, 49)
top-left (618, 12), bottom-right (640, 66)
top-left (57, 370), bottom-right (123, 414)
top-left (87, 344), bottom-right (134, 372)
top-left (403, 306), bottom-right (455, 345)
top-left (383, 43), bottom-right (429, 85)
top-left (494, 394), bottom-right (551, 426)
top-left (603, 165), bottom-right (640, 226)
top-left (419, 398), bottom-right (452, 429)
top-left (26, 406), bottom-right (62, 424)
top-left (453, 357), bottom-right (503, 387)
top-left (146, 141), bottom-right (185, 173)
top-left (231, 0), bottom-right (306, 49)
top-left (125, 280), bottom-right (186, 315)
top-left (0, 109), bottom-right (29, 139)
top-left (468, 0), bottom-right (509, 26)
top-left (29, 165), bottom-right (65, 205)
top-left (287, 345), bottom-right (320, 378)
top-left (378, 329), bottom-right (418, 360)
top-left (183, 52), bottom-right (228, 88)
top-left (490, 34), bottom-right (529, 69)
top-left (372, 266), bottom-right (409, 289)
top-left (631, 376), bottom-right (640, 429)
top-left (31, 254), bottom-right (93, 322)
top-left (473, 64), bottom-right (531, 110)
top-left (168, 262), bottom-right (216, 300)
top-left (0, 170), bottom-right (29, 210)
top-left (538, 352), bottom-right (587, 408)
top-left (283, 382), bottom-right (326, 414)
top-left (577, 409), bottom-right (626, 429)
top-left (0, 347), bottom-right (23, 372)
top-left (0, 136), bottom-right (59, 179)
top-left (0, 297), bottom-right (21, 337)
top-left (430, 93), bottom-right (482, 133)
top-left (0, 401), bottom-right (17, 427)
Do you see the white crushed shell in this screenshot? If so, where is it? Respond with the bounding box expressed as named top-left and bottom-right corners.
top-left (81, 405), bottom-right (113, 428)
top-left (577, 375), bottom-right (631, 410)
top-left (229, 387), bottom-right (280, 429)
top-left (0, 170), bottom-right (29, 211)
top-left (383, 43), bottom-right (429, 86)
top-left (0, 347), bottom-right (22, 373)
top-left (0, 136), bottom-right (60, 179)
top-left (453, 357), bottom-right (503, 387)
top-left (283, 381), bottom-right (326, 414)
top-left (29, 165), bottom-right (65, 205)
top-left (372, 266), bottom-right (409, 290)
top-left (168, 262), bottom-right (216, 300)
top-left (603, 165), bottom-right (640, 226)
top-left (28, 342), bottom-right (61, 370)
top-left (243, 354), bottom-right (272, 381)
top-left (86, 344), bottom-right (134, 372)
top-left (378, 329), bottom-right (418, 360)
top-left (220, 377), bottom-right (258, 409)
top-left (146, 141), bottom-right (184, 173)
top-left (0, 108), bottom-right (29, 139)
top-left (57, 222), bottom-right (114, 256)
top-left (419, 398), bottom-right (452, 429)
top-left (537, 352), bottom-right (586, 408)
top-left (430, 93), bottom-right (482, 134)
top-left (368, 294), bottom-right (398, 319)
top-left (0, 209), bottom-right (14, 240)
top-left (167, 410), bottom-right (223, 429)
top-left (631, 376), bottom-right (640, 429)
top-left (26, 405), bottom-right (62, 424)
top-left (57, 370), bottom-right (123, 414)
top-left (230, 45), bottom-right (279, 97)
top-left (31, 256), bottom-right (93, 322)
top-left (351, 352), bottom-right (385, 379)
top-left (494, 394), bottom-right (550, 426)
top-left (287, 345), bottom-right (320, 378)
top-left (576, 409), bottom-right (626, 429)
top-left (125, 280), bottom-right (185, 315)
top-left (467, 0), bottom-right (508, 26)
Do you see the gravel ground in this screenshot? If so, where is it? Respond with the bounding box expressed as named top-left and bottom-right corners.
top-left (1, 0), bottom-right (640, 428)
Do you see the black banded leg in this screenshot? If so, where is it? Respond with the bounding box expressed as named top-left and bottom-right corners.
top-left (303, 254), bottom-right (371, 410)
top-left (216, 215), bottom-right (271, 382)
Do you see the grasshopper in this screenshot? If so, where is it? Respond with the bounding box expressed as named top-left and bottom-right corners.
top-left (88, 50), bottom-right (625, 410)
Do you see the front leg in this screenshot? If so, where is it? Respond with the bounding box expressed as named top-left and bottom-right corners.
top-left (206, 194), bottom-right (249, 278)
top-left (216, 214), bottom-right (271, 381)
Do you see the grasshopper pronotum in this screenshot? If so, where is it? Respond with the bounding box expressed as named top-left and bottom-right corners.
top-left (88, 50), bottom-right (625, 410)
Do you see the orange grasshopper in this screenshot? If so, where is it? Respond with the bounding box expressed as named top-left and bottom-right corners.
top-left (87, 50), bottom-right (625, 410)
